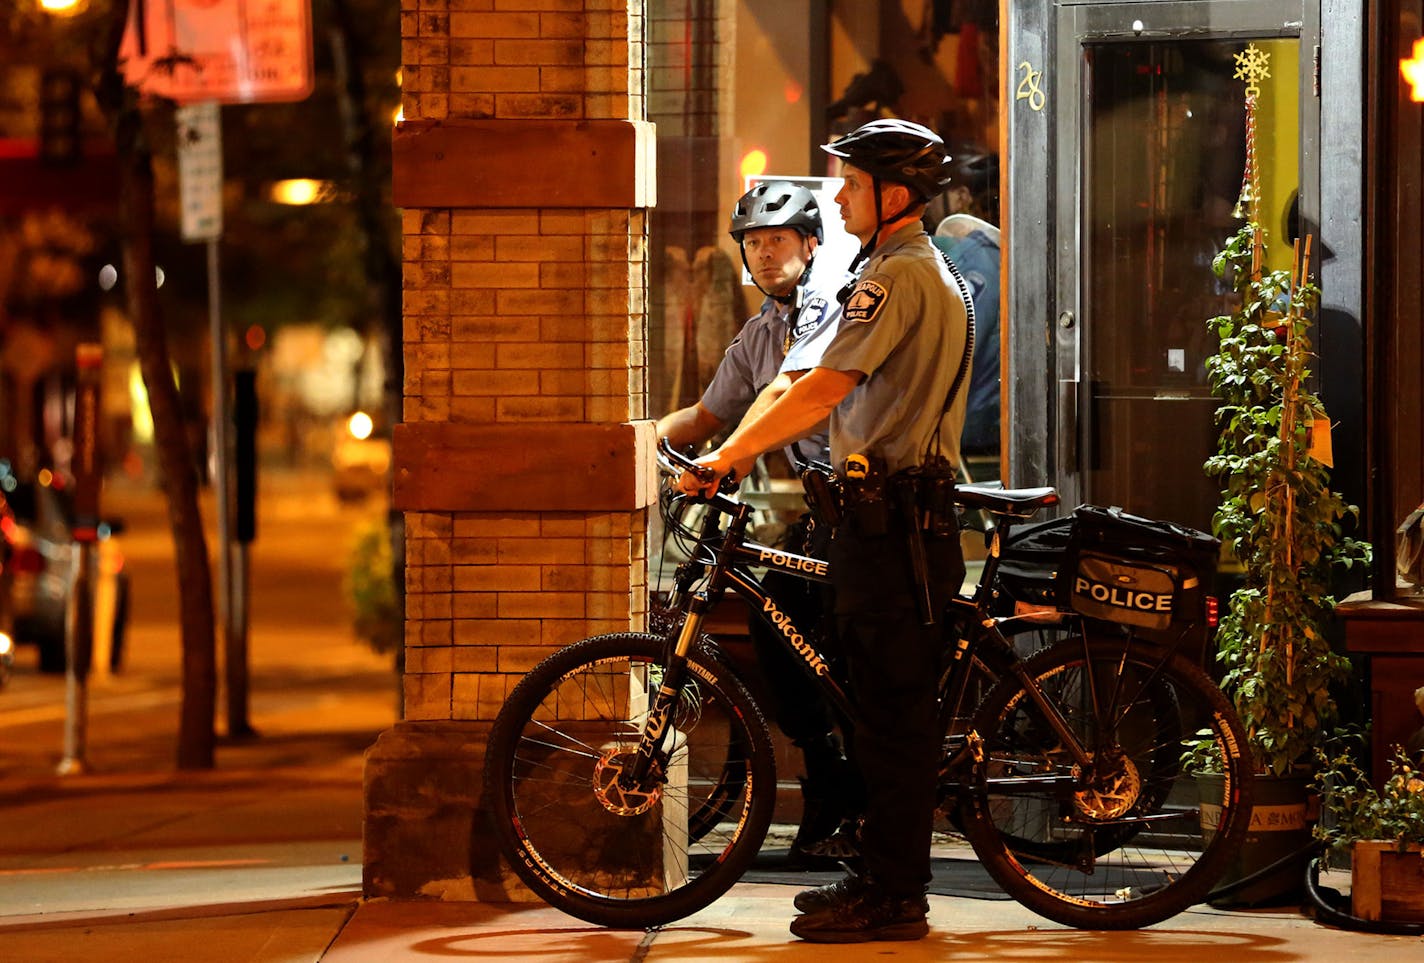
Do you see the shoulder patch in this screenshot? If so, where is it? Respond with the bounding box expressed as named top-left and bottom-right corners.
top-left (791, 296), bottom-right (828, 342)
top-left (843, 280), bottom-right (889, 323)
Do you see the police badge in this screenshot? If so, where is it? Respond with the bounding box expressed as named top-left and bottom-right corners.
top-left (843, 280), bottom-right (889, 322)
top-left (789, 296), bottom-right (828, 347)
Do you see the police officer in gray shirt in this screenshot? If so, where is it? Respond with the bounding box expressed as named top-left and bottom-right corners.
top-left (657, 182), bottom-right (861, 867)
top-left (681, 120), bottom-right (969, 944)
top-left (657, 182), bottom-right (833, 466)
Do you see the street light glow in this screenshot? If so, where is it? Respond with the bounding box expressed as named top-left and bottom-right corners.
top-left (739, 149), bottom-right (768, 180)
top-left (38, 0), bottom-right (85, 14)
top-left (347, 411), bottom-right (374, 441)
top-left (270, 179), bottom-right (328, 205)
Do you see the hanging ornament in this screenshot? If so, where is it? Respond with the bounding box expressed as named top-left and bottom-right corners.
top-left (1232, 43), bottom-right (1272, 221)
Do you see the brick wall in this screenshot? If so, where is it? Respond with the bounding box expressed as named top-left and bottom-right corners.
top-left (401, 0), bottom-right (643, 123)
top-left (394, 0), bottom-right (651, 723)
top-left (367, 0), bottom-right (655, 900)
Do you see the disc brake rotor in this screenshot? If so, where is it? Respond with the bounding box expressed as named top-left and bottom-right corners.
top-left (592, 750), bottom-right (662, 816)
top-left (1073, 750), bottom-right (1141, 820)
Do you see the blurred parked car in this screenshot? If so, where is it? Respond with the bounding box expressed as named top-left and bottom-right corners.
top-left (0, 463), bottom-right (129, 674)
top-left (332, 411), bottom-right (391, 502)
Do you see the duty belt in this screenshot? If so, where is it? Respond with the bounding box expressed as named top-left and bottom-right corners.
top-left (833, 455), bottom-right (961, 626)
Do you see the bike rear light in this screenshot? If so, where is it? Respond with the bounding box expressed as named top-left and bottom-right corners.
top-left (1205, 595), bottom-right (1219, 628)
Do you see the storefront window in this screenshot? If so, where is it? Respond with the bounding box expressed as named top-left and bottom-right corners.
top-left (645, 2), bottom-right (1002, 473)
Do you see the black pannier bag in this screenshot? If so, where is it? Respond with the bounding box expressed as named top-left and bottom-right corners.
top-left (993, 515), bottom-right (1074, 614)
top-left (1055, 505), bottom-right (1220, 636)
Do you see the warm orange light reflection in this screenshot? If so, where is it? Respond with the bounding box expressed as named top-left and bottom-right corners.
top-left (38, 0), bottom-right (85, 15)
top-left (739, 149), bottom-right (768, 180)
top-left (784, 81), bottom-right (803, 104)
top-left (1404, 38), bottom-right (1424, 103)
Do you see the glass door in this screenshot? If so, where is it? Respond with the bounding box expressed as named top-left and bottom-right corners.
top-left (1064, 3), bottom-right (1317, 530)
top-left (1006, 0), bottom-right (1320, 530)
top-left (1075, 34), bottom-right (1304, 531)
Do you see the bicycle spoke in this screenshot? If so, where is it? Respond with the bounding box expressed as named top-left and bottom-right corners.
top-left (485, 634), bottom-right (775, 928)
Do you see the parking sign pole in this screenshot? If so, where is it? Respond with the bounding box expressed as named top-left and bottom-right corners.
top-left (58, 543), bottom-right (94, 776)
top-left (207, 237), bottom-right (250, 739)
top-left (178, 102), bottom-right (252, 738)
top-left (58, 343), bottom-right (103, 776)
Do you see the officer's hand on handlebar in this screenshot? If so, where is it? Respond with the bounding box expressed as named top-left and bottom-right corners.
top-left (675, 448), bottom-right (753, 498)
top-left (656, 437), bottom-right (751, 499)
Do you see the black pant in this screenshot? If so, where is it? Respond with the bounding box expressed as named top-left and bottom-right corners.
top-left (828, 511), bottom-right (964, 897)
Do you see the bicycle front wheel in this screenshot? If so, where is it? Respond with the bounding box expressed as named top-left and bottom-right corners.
top-left (958, 632), bottom-right (1252, 929)
top-left (483, 632), bottom-right (776, 928)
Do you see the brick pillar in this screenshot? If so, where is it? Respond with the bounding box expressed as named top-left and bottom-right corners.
top-left (365, 0), bottom-right (657, 900)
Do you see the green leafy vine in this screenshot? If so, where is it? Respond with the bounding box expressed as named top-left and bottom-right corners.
top-left (1204, 221), bottom-right (1371, 777)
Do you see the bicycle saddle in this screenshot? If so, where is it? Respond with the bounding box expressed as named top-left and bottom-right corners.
top-left (955, 485), bottom-right (1060, 519)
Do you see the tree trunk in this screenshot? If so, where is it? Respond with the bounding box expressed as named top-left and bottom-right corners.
top-left (98, 6), bottom-right (217, 769)
top-left (328, 0), bottom-right (405, 716)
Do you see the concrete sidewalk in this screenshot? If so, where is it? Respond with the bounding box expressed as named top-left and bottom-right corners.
top-left (2, 744), bottom-right (1420, 963)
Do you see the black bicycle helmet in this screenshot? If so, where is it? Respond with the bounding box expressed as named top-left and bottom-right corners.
top-left (729, 181), bottom-right (824, 243)
top-left (821, 118), bottom-right (954, 201)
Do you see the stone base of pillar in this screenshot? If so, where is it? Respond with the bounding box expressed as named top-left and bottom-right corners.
top-left (363, 719), bottom-right (534, 902)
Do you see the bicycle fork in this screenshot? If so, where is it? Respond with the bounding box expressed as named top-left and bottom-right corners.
top-left (618, 597), bottom-right (709, 793)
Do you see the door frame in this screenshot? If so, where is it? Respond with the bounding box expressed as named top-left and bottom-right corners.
top-left (1002, 0), bottom-right (1362, 509)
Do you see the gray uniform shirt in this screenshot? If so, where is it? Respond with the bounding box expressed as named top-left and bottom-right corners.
top-left (701, 290), bottom-right (835, 466)
top-left (785, 224), bottom-right (971, 476)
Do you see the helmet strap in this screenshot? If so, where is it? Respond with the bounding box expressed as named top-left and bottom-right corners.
top-left (855, 177), bottom-right (916, 274)
top-left (839, 179), bottom-right (922, 305)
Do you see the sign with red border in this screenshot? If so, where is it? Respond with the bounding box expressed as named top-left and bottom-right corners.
top-left (119, 0), bottom-right (313, 105)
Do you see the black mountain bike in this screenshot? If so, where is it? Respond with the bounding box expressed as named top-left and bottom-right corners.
top-left (483, 440), bottom-right (1253, 931)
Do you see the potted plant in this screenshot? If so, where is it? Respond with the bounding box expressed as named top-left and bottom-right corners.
top-left (1199, 219), bottom-right (1372, 903)
top-left (1313, 735), bottom-right (1424, 922)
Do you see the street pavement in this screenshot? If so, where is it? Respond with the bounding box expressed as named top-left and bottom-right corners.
top-left (1, 468), bottom-right (1421, 961)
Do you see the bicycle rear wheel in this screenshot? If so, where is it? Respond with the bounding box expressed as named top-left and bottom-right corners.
top-left (484, 632), bottom-right (776, 928)
top-left (939, 616), bottom-right (1179, 862)
top-left (957, 632), bottom-right (1252, 929)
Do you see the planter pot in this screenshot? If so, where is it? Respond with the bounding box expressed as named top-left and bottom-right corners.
top-left (1199, 771), bottom-right (1313, 907)
top-left (1351, 841), bottom-right (1424, 923)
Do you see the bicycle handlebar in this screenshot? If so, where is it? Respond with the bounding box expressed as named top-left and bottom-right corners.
top-left (655, 437), bottom-right (741, 501)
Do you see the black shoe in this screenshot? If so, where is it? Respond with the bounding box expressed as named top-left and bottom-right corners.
top-left (789, 884), bottom-right (930, 944)
top-left (793, 870), bottom-right (870, 913)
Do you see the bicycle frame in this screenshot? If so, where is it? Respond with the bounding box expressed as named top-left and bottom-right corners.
top-left (636, 470), bottom-right (1100, 799)
top-left (650, 494), bottom-right (852, 757)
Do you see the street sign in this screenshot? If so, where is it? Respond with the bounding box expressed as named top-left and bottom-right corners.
top-left (176, 101), bottom-right (223, 241)
top-left (119, 0), bottom-right (314, 105)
